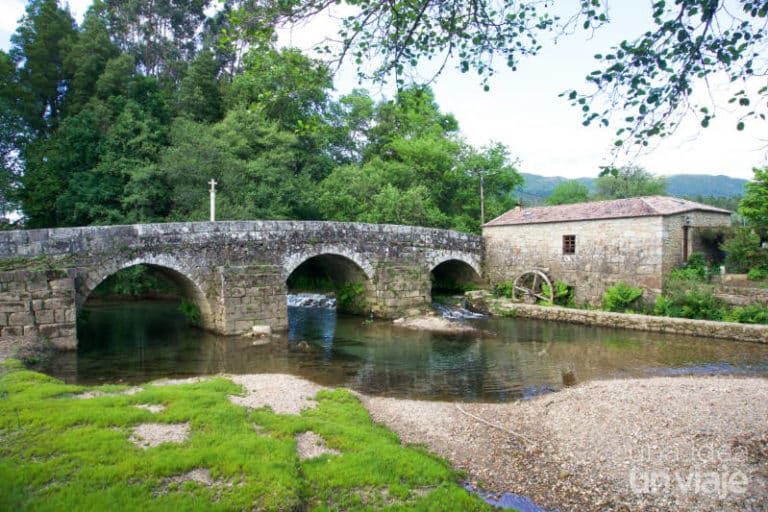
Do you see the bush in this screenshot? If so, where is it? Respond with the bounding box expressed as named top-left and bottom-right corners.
top-left (494, 280), bottom-right (515, 298)
top-left (747, 268), bottom-right (768, 281)
top-left (179, 300), bottom-right (201, 324)
top-left (668, 252), bottom-right (710, 282)
top-left (721, 229), bottom-right (766, 273)
top-left (724, 304), bottom-right (768, 324)
top-left (654, 278), bottom-right (725, 320)
top-left (603, 282), bottom-right (644, 312)
top-left (337, 282), bottom-right (367, 313)
top-left (540, 281), bottom-right (575, 307)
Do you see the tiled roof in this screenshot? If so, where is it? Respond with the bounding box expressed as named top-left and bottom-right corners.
top-left (484, 196), bottom-right (732, 227)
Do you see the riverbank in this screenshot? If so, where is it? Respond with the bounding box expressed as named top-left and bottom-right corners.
top-left (3, 360), bottom-right (765, 511)
top-left (466, 291), bottom-right (768, 343)
top-left (364, 375), bottom-right (768, 511)
top-left (0, 334), bottom-right (54, 366)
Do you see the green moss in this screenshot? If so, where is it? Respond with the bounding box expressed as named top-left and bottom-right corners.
top-left (0, 366), bottom-right (492, 511)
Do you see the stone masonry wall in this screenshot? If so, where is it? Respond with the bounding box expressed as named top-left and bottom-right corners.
top-left (218, 265), bottom-right (288, 334)
top-left (0, 269), bottom-right (76, 350)
top-left (483, 216), bottom-right (665, 306)
top-left (661, 211), bottom-right (732, 277)
top-left (467, 293), bottom-right (768, 344)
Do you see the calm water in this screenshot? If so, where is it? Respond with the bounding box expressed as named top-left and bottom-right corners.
top-left (45, 300), bottom-right (768, 402)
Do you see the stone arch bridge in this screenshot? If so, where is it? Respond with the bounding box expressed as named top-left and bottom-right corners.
top-left (0, 221), bottom-right (482, 349)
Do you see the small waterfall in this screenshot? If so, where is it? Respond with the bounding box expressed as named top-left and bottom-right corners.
top-left (432, 300), bottom-right (486, 320)
top-left (287, 293), bottom-right (337, 309)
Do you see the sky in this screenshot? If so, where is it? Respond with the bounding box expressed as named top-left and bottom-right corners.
top-left (2, 0), bottom-right (766, 181)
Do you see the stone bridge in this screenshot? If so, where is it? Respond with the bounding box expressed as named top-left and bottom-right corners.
top-left (0, 221), bottom-right (483, 349)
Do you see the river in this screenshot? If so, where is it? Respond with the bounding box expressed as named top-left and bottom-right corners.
top-left (44, 297), bottom-right (768, 402)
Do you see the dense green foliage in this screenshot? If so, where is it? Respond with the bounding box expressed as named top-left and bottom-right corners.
top-left (3, 1), bottom-right (521, 234)
top-left (655, 277), bottom-right (726, 321)
top-left (90, 265), bottom-right (179, 298)
top-left (540, 281), bottom-right (575, 307)
top-left (602, 282), bottom-right (644, 313)
top-left (721, 228), bottom-right (768, 273)
top-left (0, 364), bottom-right (491, 511)
top-left (739, 167), bottom-right (768, 227)
top-left (655, 253), bottom-right (768, 324)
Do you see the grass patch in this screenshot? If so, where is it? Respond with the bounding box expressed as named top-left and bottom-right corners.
top-left (0, 364), bottom-right (492, 511)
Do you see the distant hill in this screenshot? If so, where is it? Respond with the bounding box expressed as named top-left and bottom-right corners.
top-left (517, 172), bottom-right (747, 205)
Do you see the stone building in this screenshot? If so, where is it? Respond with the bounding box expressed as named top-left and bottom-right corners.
top-left (482, 196), bottom-right (732, 305)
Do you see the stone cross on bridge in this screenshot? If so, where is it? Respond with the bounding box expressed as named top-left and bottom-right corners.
top-left (0, 221), bottom-right (483, 349)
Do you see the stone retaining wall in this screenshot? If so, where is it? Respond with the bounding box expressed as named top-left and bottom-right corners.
top-left (714, 284), bottom-right (768, 307)
top-left (467, 292), bottom-right (768, 344)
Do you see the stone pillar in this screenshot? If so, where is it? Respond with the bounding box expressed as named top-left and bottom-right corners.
top-left (0, 269), bottom-right (77, 350)
top-left (371, 262), bottom-right (432, 317)
top-left (217, 264), bottom-right (288, 334)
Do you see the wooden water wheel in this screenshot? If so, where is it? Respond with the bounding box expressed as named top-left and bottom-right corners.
top-left (513, 269), bottom-right (554, 304)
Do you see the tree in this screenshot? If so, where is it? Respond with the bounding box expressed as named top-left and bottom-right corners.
top-left (593, 166), bottom-right (667, 200)
top-left (545, 180), bottom-right (591, 206)
top-left (10, 0), bottom-right (77, 135)
top-left (101, 0), bottom-right (211, 84)
top-left (0, 51), bottom-right (24, 218)
top-left (267, 1), bottom-right (768, 147)
top-left (179, 50), bottom-right (224, 123)
top-left (461, 142), bottom-right (522, 225)
top-left (738, 167), bottom-right (768, 227)
top-left (63, 7), bottom-right (119, 116)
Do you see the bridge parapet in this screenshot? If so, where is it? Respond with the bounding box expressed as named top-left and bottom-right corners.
top-left (0, 221), bottom-right (483, 349)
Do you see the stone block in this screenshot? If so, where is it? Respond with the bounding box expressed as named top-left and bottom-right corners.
top-left (234, 320), bottom-right (254, 332)
top-left (44, 298), bottom-right (73, 310)
top-left (8, 311), bottom-right (34, 326)
top-left (2, 326), bottom-right (23, 336)
top-left (34, 310), bottom-right (55, 324)
top-left (48, 278), bottom-right (72, 291)
top-left (0, 301), bottom-right (27, 313)
top-left (228, 287), bottom-right (245, 298)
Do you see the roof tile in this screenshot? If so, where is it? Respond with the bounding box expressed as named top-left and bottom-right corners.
top-left (484, 196), bottom-right (731, 227)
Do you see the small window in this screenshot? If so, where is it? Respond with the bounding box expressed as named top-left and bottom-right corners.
top-left (562, 235), bottom-right (576, 254)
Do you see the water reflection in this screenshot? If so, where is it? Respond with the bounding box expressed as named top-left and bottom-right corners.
top-left (50, 299), bottom-right (768, 402)
top-left (288, 305), bottom-right (336, 357)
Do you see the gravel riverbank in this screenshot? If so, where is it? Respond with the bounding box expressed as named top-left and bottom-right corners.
top-left (362, 376), bottom-right (768, 511)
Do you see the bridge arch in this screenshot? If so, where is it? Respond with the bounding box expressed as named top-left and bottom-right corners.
top-left (284, 250), bottom-right (375, 314)
top-left (283, 246), bottom-right (375, 281)
top-left (429, 256), bottom-right (483, 295)
top-left (77, 255), bottom-right (214, 330)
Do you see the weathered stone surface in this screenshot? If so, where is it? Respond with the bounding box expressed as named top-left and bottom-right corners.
top-left (483, 211), bottom-right (730, 306)
top-left (0, 221), bottom-right (482, 347)
top-left (467, 292), bottom-right (768, 344)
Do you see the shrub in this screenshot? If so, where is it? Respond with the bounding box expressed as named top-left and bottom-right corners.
top-left (179, 300), bottom-right (201, 324)
top-left (721, 229), bottom-right (766, 273)
top-left (655, 278), bottom-right (725, 320)
top-left (338, 282), bottom-right (367, 313)
top-left (494, 280), bottom-right (515, 298)
top-left (603, 282), bottom-right (644, 312)
top-left (724, 304), bottom-right (768, 324)
top-left (747, 268), bottom-right (768, 281)
top-left (540, 281), bottom-right (575, 307)
top-left (668, 252), bottom-right (710, 282)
